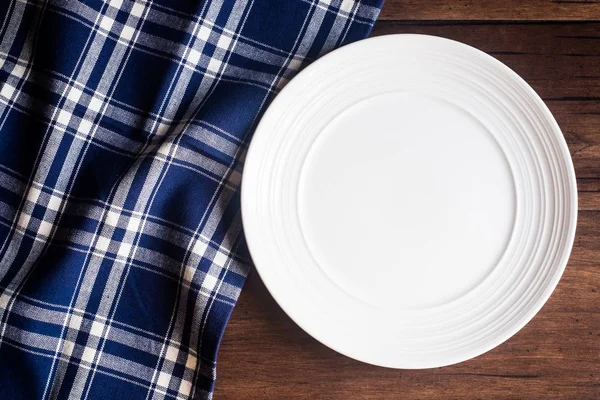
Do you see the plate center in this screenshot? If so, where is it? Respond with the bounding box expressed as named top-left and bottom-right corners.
top-left (298, 92), bottom-right (515, 309)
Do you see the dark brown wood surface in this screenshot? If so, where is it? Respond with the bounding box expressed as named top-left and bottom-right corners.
top-left (215, 3), bottom-right (600, 399)
top-left (379, 0), bottom-right (600, 21)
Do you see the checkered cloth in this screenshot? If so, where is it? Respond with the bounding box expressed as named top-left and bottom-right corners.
top-left (0, 0), bottom-right (381, 398)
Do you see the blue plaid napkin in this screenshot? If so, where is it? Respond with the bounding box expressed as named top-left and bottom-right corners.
top-left (0, 0), bottom-right (382, 398)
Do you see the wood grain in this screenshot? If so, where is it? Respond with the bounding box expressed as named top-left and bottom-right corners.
top-left (378, 0), bottom-right (600, 21)
top-left (215, 20), bottom-right (600, 400)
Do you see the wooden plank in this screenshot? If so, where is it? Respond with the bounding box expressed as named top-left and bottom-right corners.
top-left (580, 192), bottom-right (600, 210)
top-left (215, 22), bottom-right (600, 400)
top-left (379, 0), bottom-right (600, 21)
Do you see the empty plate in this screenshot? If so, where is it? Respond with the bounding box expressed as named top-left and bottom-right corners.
top-left (241, 34), bottom-right (577, 368)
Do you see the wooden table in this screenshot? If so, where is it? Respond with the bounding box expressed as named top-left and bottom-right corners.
top-left (216, 2), bottom-right (600, 398)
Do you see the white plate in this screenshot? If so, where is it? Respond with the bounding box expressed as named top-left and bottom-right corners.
top-left (241, 34), bottom-right (577, 368)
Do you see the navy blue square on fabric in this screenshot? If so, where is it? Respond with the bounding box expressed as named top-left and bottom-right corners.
top-left (81, 0), bottom-right (104, 13)
top-left (36, 10), bottom-right (91, 78)
top-left (241, 0), bottom-right (311, 52)
top-left (198, 80), bottom-right (268, 140)
top-left (202, 42), bottom-right (217, 60)
top-left (111, 48), bottom-right (178, 115)
top-left (197, 256), bottom-right (214, 276)
top-left (111, 226), bottom-right (126, 243)
top-left (0, 344), bottom-right (52, 399)
top-left (19, 246), bottom-right (88, 305)
top-left (67, 139), bottom-right (133, 201)
top-left (0, 110), bottom-right (48, 179)
top-left (85, 372), bottom-right (141, 400)
top-left (30, 203), bottom-right (47, 221)
top-left (148, 163), bottom-right (219, 231)
top-left (113, 266), bottom-right (178, 337)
